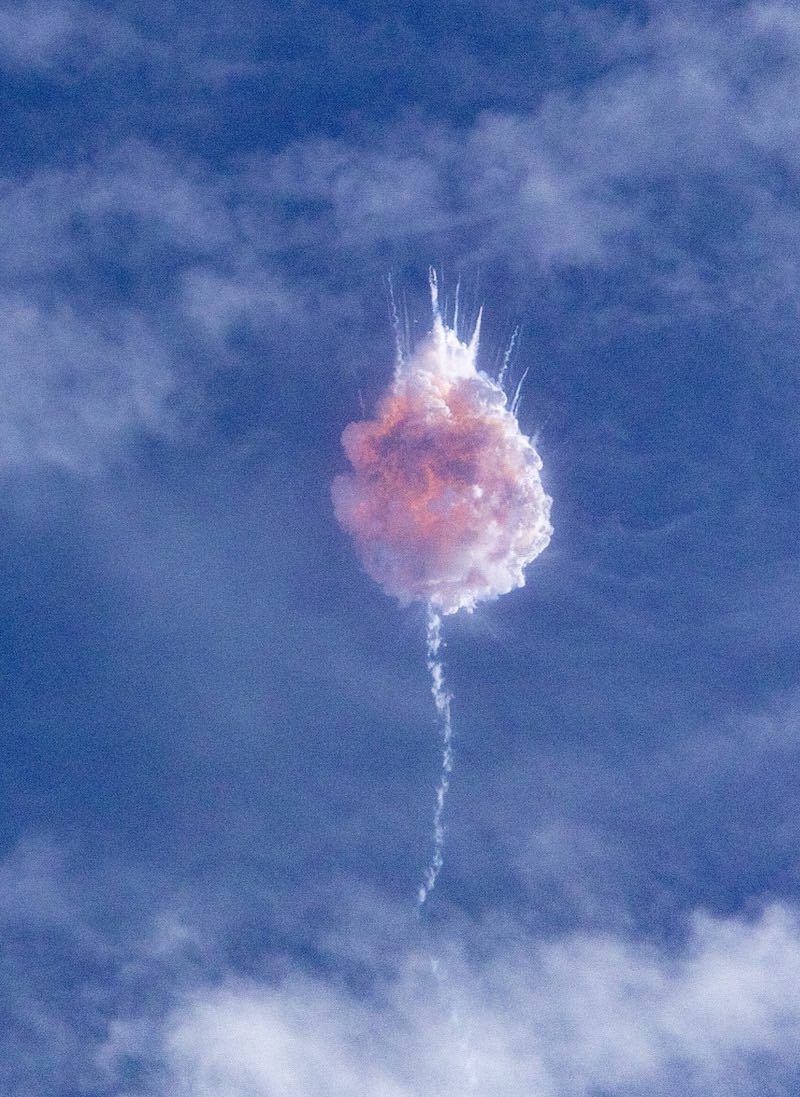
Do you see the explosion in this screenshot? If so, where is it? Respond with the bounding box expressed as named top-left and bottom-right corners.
top-left (332, 276), bottom-right (553, 616)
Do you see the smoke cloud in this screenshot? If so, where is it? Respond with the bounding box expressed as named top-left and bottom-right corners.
top-left (332, 281), bottom-right (553, 616)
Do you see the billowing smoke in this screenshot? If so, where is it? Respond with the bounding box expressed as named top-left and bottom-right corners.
top-left (332, 278), bottom-right (553, 616)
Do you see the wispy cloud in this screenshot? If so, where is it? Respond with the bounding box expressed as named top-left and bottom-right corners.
top-left (146, 902), bottom-right (800, 1097)
top-left (0, 836), bottom-right (209, 1097)
top-left (0, 141), bottom-right (288, 476)
top-left (0, 295), bottom-right (174, 474)
top-left (6, 836), bottom-right (800, 1097)
top-left (229, 1), bottom-right (800, 314)
top-left (0, 0), bottom-right (143, 71)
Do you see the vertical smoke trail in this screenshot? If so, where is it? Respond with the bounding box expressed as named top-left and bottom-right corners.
top-left (418, 605), bottom-right (454, 907)
top-left (386, 273), bottom-right (406, 375)
top-left (497, 324), bottom-right (520, 389)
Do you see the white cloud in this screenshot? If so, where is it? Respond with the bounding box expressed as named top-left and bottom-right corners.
top-left (0, 142), bottom-right (287, 475)
top-left (234, 0), bottom-right (800, 307)
top-left (0, 835), bottom-right (77, 926)
top-left (78, 142), bottom-right (236, 255)
top-left (0, 0), bottom-right (142, 71)
top-left (0, 295), bottom-right (174, 474)
top-left (150, 903), bottom-right (800, 1097)
top-left (5, 0), bottom-right (800, 298)
top-left (4, 841), bottom-right (800, 1097)
top-left (455, 2), bottom-right (800, 278)
top-left (181, 266), bottom-right (293, 339)
top-left (0, 0), bottom-right (74, 67)
top-left (0, 141), bottom-right (248, 299)
top-left (265, 137), bottom-right (447, 246)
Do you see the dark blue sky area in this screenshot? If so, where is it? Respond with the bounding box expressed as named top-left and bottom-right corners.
top-left (3, 1), bottom-right (800, 1094)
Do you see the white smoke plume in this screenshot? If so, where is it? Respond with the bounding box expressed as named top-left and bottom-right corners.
top-left (418, 605), bottom-right (454, 906)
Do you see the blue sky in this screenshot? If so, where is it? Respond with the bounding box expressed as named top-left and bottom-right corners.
top-left (4, 0), bottom-right (800, 1093)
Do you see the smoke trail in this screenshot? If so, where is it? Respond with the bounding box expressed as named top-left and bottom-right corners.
top-left (418, 605), bottom-right (453, 906)
top-left (386, 273), bottom-right (406, 375)
top-left (497, 324), bottom-right (520, 390)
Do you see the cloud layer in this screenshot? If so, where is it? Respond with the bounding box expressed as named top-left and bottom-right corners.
top-left (146, 903), bottom-right (800, 1097)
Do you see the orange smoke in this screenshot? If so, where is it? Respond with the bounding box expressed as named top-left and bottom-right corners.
top-left (332, 319), bottom-right (552, 615)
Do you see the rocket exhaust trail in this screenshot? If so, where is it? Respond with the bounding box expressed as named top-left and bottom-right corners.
top-left (418, 605), bottom-right (454, 906)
